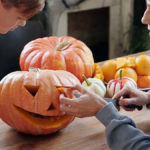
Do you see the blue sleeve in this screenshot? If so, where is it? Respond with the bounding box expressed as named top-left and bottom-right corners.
top-left (96, 103), bottom-right (150, 150)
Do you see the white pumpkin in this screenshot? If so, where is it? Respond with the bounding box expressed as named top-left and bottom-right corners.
top-left (107, 77), bottom-right (137, 98)
top-left (82, 75), bottom-right (106, 97)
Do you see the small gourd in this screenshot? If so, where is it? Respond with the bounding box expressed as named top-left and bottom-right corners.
top-left (107, 70), bottom-right (137, 98)
top-left (82, 75), bottom-right (106, 97)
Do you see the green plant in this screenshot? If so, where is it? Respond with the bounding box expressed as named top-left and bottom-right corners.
top-left (124, 25), bottom-right (150, 54)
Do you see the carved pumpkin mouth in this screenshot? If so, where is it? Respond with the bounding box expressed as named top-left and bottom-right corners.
top-left (13, 105), bottom-right (73, 129)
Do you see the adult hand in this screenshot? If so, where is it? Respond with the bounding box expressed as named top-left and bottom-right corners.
top-left (59, 83), bottom-right (107, 118)
top-left (113, 85), bottom-right (150, 111)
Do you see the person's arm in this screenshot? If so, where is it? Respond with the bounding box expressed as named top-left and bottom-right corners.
top-left (96, 102), bottom-right (150, 150)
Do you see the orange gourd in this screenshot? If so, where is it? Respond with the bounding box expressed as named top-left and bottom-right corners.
top-left (101, 60), bottom-right (117, 83)
top-left (115, 67), bottom-right (138, 82)
top-left (137, 75), bottom-right (150, 88)
top-left (93, 63), bottom-right (104, 81)
top-left (135, 55), bottom-right (150, 75)
top-left (115, 56), bottom-right (136, 70)
top-left (19, 36), bottom-right (95, 82)
top-left (0, 69), bottom-right (80, 135)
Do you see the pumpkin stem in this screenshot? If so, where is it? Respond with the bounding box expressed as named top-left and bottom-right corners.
top-left (55, 40), bottom-right (71, 51)
top-left (120, 69), bottom-right (123, 80)
top-left (29, 67), bottom-right (40, 72)
top-left (82, 75), bottom-right (91, 86)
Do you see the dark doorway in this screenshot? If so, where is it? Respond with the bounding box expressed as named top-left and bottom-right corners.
top-left (68, 7), bottom-right (109, 62)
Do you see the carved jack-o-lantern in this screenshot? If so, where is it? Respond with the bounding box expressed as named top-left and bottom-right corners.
top-left (0, 69), bottom-right (80, 135)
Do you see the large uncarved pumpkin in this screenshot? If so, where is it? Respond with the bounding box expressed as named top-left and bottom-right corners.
top-left (0, 69), bottom-right (80, 135)
top-left (19, 36), bottom-right (95, 82)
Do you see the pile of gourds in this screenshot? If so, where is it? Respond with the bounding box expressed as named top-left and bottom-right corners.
top-left (101, 55), bottom-right (150, 88)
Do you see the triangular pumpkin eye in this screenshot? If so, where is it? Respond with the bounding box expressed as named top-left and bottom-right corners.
top-left (24, 85), bottom-right (40, 96)
top-left (48, 104), bottom-right (56, 110)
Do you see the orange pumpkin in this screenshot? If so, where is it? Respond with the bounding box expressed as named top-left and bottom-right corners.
top-left (115, 56), bottom-right (136, 70)
top-left (135, 55), bottom-right (150, 75)
top-left (137, 75), bottom-right (150, 88)
top-left (0, 69), bottom-right (80, 135)
top-left (93, 63), bottom-right (104, 81)
top-left (115, 67), bottom-right (138, 82)
top-left (19, 36), bottom-right (95, 82)
top-left (101, 60), bottom-right (117, 83)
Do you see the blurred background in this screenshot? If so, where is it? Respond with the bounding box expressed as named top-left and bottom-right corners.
top-left (0, 0), bottom-right (148, 79)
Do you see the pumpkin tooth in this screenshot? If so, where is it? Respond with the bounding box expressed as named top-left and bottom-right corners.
top-left (24, 85), bottom-right (40, 96)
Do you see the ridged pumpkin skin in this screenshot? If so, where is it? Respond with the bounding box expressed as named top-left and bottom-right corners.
top-left (0, 69), bottom-right (80, 135)
top-left (19, 36), bottom-right (95, 82)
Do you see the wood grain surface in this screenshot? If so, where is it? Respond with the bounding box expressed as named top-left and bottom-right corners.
top-left (0, 108), bottom-right (150, 150)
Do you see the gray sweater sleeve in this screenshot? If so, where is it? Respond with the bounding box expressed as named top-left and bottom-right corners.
top-left (96, 103), bottom-right (150, 150)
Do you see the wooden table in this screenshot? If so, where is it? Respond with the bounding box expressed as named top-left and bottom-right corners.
top-left (1, 50), bottom-right (150, 150)
top-left (1, 109), bottom-right (150, 150)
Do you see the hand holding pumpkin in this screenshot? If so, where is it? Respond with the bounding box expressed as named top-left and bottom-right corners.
top-left (59, 83), bottom-right (107, 118)
top-left (113, 85), bottom-right (150, 111)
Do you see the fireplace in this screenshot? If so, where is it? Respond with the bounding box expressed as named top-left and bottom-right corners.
top-left (47, 0), bottom-right (134, 62)
top-left (68, 7), bottom-right (109, 62)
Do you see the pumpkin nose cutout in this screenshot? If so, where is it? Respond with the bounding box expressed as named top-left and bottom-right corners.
top-left (48, 104), bottom-right (56, 111)
top-left (24, 85), bottom-right (40, 96)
